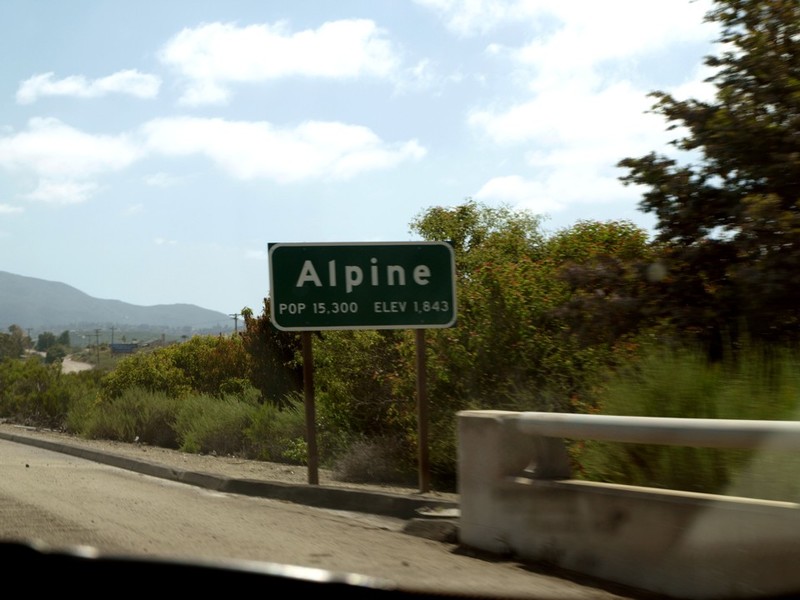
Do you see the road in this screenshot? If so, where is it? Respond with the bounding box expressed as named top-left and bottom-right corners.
top-left (0, 438), bottom-right (642, 600)
top-left (61, 355), bottom-right (94, 373)
top-left (23, 351), bottom-right (93, 373)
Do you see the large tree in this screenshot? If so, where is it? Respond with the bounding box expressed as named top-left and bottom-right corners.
top-left (239, 301), bottom-right (303, 406)
top-left (409, 200), bottom-right (653, 411)
top-left (0, 325), bottom-right (26, 361)
top-left (618, 0), bottom-right (800, 350)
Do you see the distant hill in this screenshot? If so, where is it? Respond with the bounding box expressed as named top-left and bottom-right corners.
top-left (0, 271), bottom-right (234, 334)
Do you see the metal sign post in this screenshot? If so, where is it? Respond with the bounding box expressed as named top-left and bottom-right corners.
top-left (301, 331), bottom-right (319, 485)
top-left (415, 328), bottom-right (429, 492)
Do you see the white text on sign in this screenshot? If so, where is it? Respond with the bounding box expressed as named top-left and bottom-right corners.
top-left (295, 259), bottom-right (431, 293)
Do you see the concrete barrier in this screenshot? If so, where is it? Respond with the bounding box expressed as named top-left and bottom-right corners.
top-left (457, 410), bottom-right (800, 599)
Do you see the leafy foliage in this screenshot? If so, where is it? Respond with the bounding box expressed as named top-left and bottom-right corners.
top-left (618, 0), bottom-right (800, 350)
top-left (0, 356), bottom-right (91, 428)
top-left (314, 329), bottom-right (412, 436)
top-left (175, 393), bottom-right (257, 455)
top-left (412, 201), bottom-right (654, 411)
top-left (100, 335), bottom-right (250, 400)
top-left (244, 393), bottom-right (307, 463)
top-left (45, 344), bottom-right (68, 365)
top-left (332, 435), bottom-right (417, 485)
top-left (576, 341), bottom-right (800, 498)
top-left (307, 200), bottom-right (657, 484)
top-left (101, 350), bottom-right (192, 400)
top-left (0, 325), bottom-right (27, 360)
top-left (79, 387), bottom-right (182, 447)
top-left (239, 301), bottom-right (303, 405)
top-left (166, 334), bottom-right (251, 397)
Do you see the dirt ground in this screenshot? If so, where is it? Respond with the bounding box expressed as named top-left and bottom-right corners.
top-left (61, 356), bottom-right (94, 374)
top-left (0, 420), bottom-right (458, 501)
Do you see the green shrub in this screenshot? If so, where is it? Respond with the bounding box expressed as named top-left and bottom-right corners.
top-left (80, 387), bottom-right (181, 447)
top-left (101, 351), bottom-right (191, 400)
top-left (574, 342), bottom-right (800, 499)
top-left (175, 393), bottom-right (257, 456)
top-left (166, 336), bottom-right (252, 398)
top-left (0, 357), bottom-right (85, 429)
top-left (244, 393), bottom-right (307, 463)
top-left (60, 370), bottom-right (104, 434)
top-left (63, 391), bottom-right (98, 435)
top-left (45, 344), bottom-right (68, 365)
top-left (332, 435), bottom-right (417, 485)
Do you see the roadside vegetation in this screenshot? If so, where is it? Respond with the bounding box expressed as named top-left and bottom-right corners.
top-left (1, 0), bottom-right (799, 497)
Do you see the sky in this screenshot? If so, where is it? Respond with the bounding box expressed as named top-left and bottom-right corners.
top-left (0, 0), bottom-right (720, 317)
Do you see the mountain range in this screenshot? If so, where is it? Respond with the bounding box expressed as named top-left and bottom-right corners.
top-left (0, 271), bottom-right (234, 334)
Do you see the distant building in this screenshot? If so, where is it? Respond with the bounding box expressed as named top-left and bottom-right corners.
top-left (110, 343), bottom-right (138, 354)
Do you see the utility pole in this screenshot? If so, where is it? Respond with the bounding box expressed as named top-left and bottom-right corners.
top-left (229, 313), bottom-right (240, 334)
top-left (110, 326), bottom-right (115, 345)
top-left (94, 329), bottom-right (101, 365)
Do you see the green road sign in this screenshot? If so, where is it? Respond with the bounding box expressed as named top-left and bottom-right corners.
top-left (269, 242), bottom-right (456, 331)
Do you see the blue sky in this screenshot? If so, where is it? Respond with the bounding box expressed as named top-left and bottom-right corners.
top-left (0, 0), bottom-right (718, 316)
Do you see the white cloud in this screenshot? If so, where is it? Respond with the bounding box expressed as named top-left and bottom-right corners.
top-left (465, 1), bottom-right (716, 149)
top-left (144, 172), bottom-right (186, 187)
top-left (412, 0), bottom-right (520, 36)
top-left (474, 175), bottom-right (565, 213)
top-left (511, 2), bottom-right (714, 81)
top-left (468, 82), bottom-right (681, 217)
top-left (475, 166), bottom-right (644, 218)
top-left (469, 79), bottom-right (665, 146)
top-left (142, 116), bottom-right (426, 182)
top-left (16, 70), bottom-right (160, 104)
top-left (0, 117), bottom-right (142, 178)
top-left (415, 0), bottom-right (714, 42)
top-left (245, 249), bottom-right (268, 261)
top-left (160, 19), bottom-right (400, 106)
top-left (456, 0), bottom-right (717, 218)
top-left (426, 0), bottom-right (716, 158)
top-left (123, 203), bottom-right (144, 216)
top-left (154, 237), bottom-right (178, 246)
top-left (25, 179), bottom-right (100, 204)
top-left (0, 118), bottom-right (142, 206)
top-left (0, 114), bottom-right (426, 203)
top-left (669, 63), bottom-right (718, 103)
top-left (0, 203), bottom-right (24, 214)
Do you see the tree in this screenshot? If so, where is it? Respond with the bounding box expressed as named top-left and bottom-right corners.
top-left (100, 350), bottom-right (191, 400)
top-left (100, 334), bottom-right (253, 401)
top-left (313, 328), bottom-right (411, 438)
top-left (410, 201), bottom-right (654, 411)
top-left (0, 325), bottom-right (26, 361)
top-left (35, 331), bottom-right (57, 352)
top-left (410, 198), bottom-right (547, 276)
top-left (618, 0), bottom-right (800, 350)
top-left (410, 200), bottom-right (555, 407)
top-left (45, 344), bottom-right (67, 365)
top-left (166, 334), bottom-right (251, 397)
top-left (239, 301), bottom-right (303, 406)
top-left (545, 220), bottom-right (661, 349)
top-left (0, 356), bottom-right (73, 427)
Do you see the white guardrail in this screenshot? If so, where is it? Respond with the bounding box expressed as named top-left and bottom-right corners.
top-left (508, 412), bottom-right (800, 479)
top-left (514, 412), bottom-right (800, 449)
top-left (456, 410), bottom-right (800, 599)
